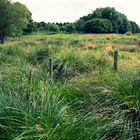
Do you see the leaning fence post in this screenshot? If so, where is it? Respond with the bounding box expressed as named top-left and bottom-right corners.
top-left (114, 50), bottom-right (118, 73)
top-left (48, 58), bottom-right (53, 82)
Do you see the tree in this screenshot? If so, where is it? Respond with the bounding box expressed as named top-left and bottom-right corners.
top-left (100, 7), bottom-right (124, 33)
top-left (118, 18), bottom-right (132, 34)
top-left (130, 21), bottom-right (140, 33)
top-left (75, 19), bottom-right (85, 32)
top-left (0, 0), bottom-right (30, 43)
top-left (64, 23), bottom-right (76, 33)
top-left (84, 19), bottom-right (113, 33)
top-left (46, 23), bottom-right (60, 32)
top-left (0, 0), bottom-right (12, 43)
top-left (23, 20), bottom-right (38, 34)
top-left (76, 7), bottom-right (139, 34)
top-left (11, 2), bottom-right (30, 37)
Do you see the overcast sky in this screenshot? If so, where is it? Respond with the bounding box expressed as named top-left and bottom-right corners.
top-left (14, 0), bottom-right (140, 25)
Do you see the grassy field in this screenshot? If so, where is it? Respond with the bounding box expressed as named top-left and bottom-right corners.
top-left (1, 32), bottom-right (140, 140)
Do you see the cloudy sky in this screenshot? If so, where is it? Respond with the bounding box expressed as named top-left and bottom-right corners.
top-left (14, 0), bottom-right (140, 25)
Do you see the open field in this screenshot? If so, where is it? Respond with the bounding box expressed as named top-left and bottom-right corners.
top-left (1, 33), bottom-right (140, 140)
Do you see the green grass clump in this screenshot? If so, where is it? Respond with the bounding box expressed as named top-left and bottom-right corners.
top-left (0, 77), bottom-right (112, 140)
top-left (51, 49), bottom-right (95, 79)
top-left (27, 46), bottom-right (50, 64)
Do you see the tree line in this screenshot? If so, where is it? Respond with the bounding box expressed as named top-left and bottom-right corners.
top-left (23, 21), bottom-right (77, 34)
top-left (25, 7), bottom-right (140, 35)
top-left (0, 0), bottom-right (140, 44)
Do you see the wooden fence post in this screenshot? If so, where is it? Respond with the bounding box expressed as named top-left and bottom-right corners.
top-left (27, 68), bottom-right (32, 112)
top-left (114, 50), bottom-right (118, 73)
top-left (48, 58), bottom-right (53, 82)
top-left (28, 68), bottom-right (32, 85)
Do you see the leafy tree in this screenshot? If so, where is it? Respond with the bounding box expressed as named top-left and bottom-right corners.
top-left (76, 7), bottom-right (139, 34)
top-left (11, 2), bottom-right (30, 37)
top-left (118, 18), bottom-right (132, 34)
top-left (36, 22), bottom-right (45, 31)
top-left (23, 20), bottom-right (38, 34)
top-left (130, 21), bottom-right (140, 33)
top-left (100, 7), bottom-right (124, 33)
top-left (84, 19), bottom-right (112, 33)
top-left (46, 23), bottom-right (60, 32)
top-left (0, 0), bottom-right (12, 43)
top-left (59, 23), bottom-right (66, 32)
top-left (0, 0), bottom-right (30, 43)
top-left (75, 19), bottom-right (85, 32)
top-left (64, 23), bottom-right (76, 33)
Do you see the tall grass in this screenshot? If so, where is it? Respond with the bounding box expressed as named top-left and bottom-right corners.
top-left (0, 71), bottom-right (112, 140)
top-left (1, 33), bottom-right (140, 139)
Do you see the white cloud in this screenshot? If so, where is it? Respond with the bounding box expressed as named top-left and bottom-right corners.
top-left (14, 0), bottom-right (140, 25)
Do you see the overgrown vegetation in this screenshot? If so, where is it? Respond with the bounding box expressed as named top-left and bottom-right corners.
top-left (1, 33), bottom-right (140, 139)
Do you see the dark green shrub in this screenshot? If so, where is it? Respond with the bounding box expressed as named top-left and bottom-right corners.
top-left (84, 19), bottom-right (113, 33)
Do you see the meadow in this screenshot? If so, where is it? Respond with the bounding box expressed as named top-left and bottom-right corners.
top-left (1, 32), bottom-right (140, 140)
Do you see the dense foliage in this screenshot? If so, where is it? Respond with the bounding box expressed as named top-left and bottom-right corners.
top-left (0, 0), bottom-right (30, 43)
top-left (24, 21), bottom-right (77, 34)
top-left (76, 7), bottom-right (140, 34)
top-left (23, 7), bottom-right (140, 35)
top-left (84, 18), bottom-right (113, 33)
